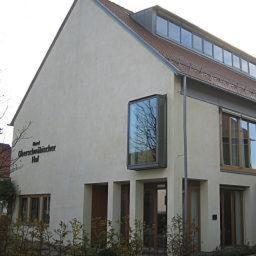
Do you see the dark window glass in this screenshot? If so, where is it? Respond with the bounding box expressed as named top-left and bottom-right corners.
top-left (168, 22), bottom-right (180, 42)
top-left (222, 113), bottom-right (230, 165)
top-left (222, 113), bottom-right (239, 166)
top-left (214, 45), bottom-right (223, 62)
top-left (203, 40), bottom-right (213, 56)
top-left (241, 59), bottom-right (248, 73)
top-left (241, 120), bottom-right (249, 168)
top-left (193, 34), bottom-right (203, 52)
top-left (249, 63), bottom-right (256, 78)
top-left (20, 197), bottom-right (28, 222)
top-left (230, 117), bottom-right (239, 166)
top-left (223, 50), bottom-right (232, 66)
top-left (30, 197), bottom-right (40, 222)
top-left (233, 55), bottom-right (240, 69)
top-left (156, 16), bottom-right (167, 37)
top-left (181, 28), bottom-right (192, 48)
top-left (128, 95), bottom-right (166, 170)
top-left (42, 196), bottom-right (50, 224)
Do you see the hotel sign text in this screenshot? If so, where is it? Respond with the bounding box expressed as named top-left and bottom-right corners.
top-left (18, 141), bottom-right (56, 163)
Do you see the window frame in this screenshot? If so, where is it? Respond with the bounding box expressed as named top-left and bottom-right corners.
top-left (127, 94), bottom-right (167, 170)
top-left (220, 109), bottom-right (256, 175)
top-left (19, 194), bottom-right (51, 224)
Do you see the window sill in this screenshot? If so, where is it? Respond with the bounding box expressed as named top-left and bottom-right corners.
top-left (220, 165), bottom-right (256, 175)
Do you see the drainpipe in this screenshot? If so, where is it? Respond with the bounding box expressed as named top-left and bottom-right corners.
top-left (183, 75), bottom-right (188, 245)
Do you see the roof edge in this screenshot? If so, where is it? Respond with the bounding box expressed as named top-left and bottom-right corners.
top-left (9, 0), bottom-right (79, 126)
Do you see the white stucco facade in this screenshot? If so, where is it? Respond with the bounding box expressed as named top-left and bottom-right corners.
top-left (11, 0), bottom-right (256, 252)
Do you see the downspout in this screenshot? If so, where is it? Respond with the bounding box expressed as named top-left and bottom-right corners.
top-left (183, 75), bottom-right (188, 244)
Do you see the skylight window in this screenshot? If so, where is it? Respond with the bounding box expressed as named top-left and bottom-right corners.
top-left (223, 50), bottom-right (232, 66)
top-left (241, 59), bottom-right (249, 73)
top-left (193, 35), bottom-right (203, 52)
top-left (204, 40), bottom-right (213, 57)
top-left (249, 63), bottom-right (256, 78)
top-left (156, 16), bottom-right (168, 37)
top-left (233, 55), bottom-right (240, 69)
top-left (168, 22), bottom-right (180, 42)
top-left (214, 45), bottom-right (223, 62)
top-left (181, 28), bottom-right (192, 48)
top-left (155, 15), bottom-right (255, 79)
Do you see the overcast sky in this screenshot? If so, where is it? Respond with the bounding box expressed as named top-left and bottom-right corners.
top-left (0, 0), bottom-right (256, 145)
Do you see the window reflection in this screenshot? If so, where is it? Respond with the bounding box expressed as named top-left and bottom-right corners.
top-left (241, 59), bottom-right (248, 73)
top-left (233, 55), bottom-right (240, 69)
top-left (129, 97), bottom-right (157, 165)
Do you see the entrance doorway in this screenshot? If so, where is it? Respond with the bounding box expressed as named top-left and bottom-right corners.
top-left (183, 180), bottom-right (201, 251)
top-left (143, 182), bottom-right (167, 250)
top-left (91, 184), bottom-right (108, 246)
top-left (220, 188), bottom-right (244, 246)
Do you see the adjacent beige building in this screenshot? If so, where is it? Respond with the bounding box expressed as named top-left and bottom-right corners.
top-left (10, 0), bottom-right (256, 252)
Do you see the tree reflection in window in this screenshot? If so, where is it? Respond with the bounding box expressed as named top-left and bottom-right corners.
top-left (129, 97), bottom-right (157, 165)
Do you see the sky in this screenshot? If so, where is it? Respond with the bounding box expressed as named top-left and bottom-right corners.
top-left (0, 0), bottom-right (256, 145)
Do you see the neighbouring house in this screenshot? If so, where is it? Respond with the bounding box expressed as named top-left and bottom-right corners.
top-left (0, 143), bottom-right (11, 214)
top-left (9, 0), bottom-right (256, 252)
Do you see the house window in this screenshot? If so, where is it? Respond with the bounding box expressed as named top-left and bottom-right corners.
top-left (221, 111), bottom-right (256, 172)
top-left (19, 194), bottom-right (51, 224)
top-left (127, 95), bottom-right (167, 170)
top-left (156, 16), bottom-right (168, 37)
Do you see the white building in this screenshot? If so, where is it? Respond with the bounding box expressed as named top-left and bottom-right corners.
top-left (10, 0), bottom-right (256, 252)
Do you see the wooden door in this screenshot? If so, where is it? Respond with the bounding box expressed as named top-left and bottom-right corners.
top-left (91, 185), bottom-right (108, 246)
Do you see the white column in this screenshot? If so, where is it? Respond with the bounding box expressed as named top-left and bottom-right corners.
top-left (129, 180), bottom-right (143, 231)
top-left (107, 181), bottom-right (121, 233)
top-left (200, 180), bottom-right (220, 251)
top-left (83, 184), bottom-right (92, 240)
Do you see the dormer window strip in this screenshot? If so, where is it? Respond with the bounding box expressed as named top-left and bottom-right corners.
top-left (156, 16), bottom-right (256, 79)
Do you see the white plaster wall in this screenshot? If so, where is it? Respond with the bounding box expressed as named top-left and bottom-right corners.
top-left (11, 0), bottom-right (175, 230)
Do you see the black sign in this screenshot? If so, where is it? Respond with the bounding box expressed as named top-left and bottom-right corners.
top-left (18, 141), bottom-right (56, 163)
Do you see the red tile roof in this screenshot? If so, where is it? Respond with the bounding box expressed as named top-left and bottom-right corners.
top-left (0, 144), bottom-right (11, 178)
top-left (99, 0), bottom-right (256, 101)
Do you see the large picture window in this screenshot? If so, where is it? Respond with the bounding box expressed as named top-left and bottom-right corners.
top-left (221, 111), bottom-right (256, 172)
top-left (127, 95), bottom-right (167, 170)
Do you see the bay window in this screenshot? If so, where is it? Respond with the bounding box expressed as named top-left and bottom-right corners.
top-left (221, 111), bottom-right (256, 172)
top-left (127, 94), bottom-right (167, 170)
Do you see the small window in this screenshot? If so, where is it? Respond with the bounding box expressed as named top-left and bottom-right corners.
top-left (241, 59), bottom-right (248, 73)
top-left (181, 28), bottom-right (192, 48)
top-left (19, 194), bottom-right (51, 224)
top-left (42, 196), bottom-right (51, 224)
top-left (30, 197), bottom-right (40, 222)
top-left (20, 197), bottom-right (28, 222)
top-left (233, 55), bottom-right (240, 69)
top-left (223, 50), bottom-right (232, 66)
top-left (156, 16), bottom-right (168, 37)
top-left (168, 22), bottom-right (180, 42)
top-left (203, 40), bottom-right (213, 56)
top-left (128, 95), bottom-right (167, 170)
top-left (193, 34), bottom-right (203, 52)
top-left (213, 45), bottom-right (223, 62)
